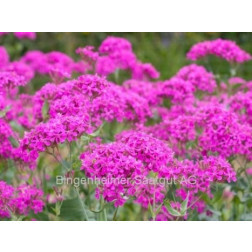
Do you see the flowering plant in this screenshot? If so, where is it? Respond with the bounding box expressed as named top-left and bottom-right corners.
top-left (0, 33), bottom-right (252, 221)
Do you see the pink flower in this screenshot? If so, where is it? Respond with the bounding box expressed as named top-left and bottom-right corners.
top-left (99, 36), bottom-right (132, 54)
top-left (175, 64), bottom-right (217, 92)
top-left (0, 46), bottom-right (9, 69)
top-left (13, 32), bottom-right (36, 40)
top-left (187, 39), bottom-right (251, 63)
top-left (228, 77), bottom-right (246, 85)
top-left (0, 181), bottom-right (44, 218)
top-left (76, 46), bottom-right (99, 63)
top-left (246, 168), bottom-right (252, 176)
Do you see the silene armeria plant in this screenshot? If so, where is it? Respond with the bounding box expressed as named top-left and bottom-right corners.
top-left (0, 33), bottom-right (252, 221)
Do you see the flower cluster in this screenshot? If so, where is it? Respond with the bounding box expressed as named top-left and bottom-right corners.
top-left (20, 113), bottom-right (92, 162)
top-left (76, 36), bottom-right (160, 80)
top-left (0, 46), bottom-right (9, 68)
top-left (175, 64), bottom-right (217, 93)
top-left (157, 77), bottom-right (194, 104)
top-left (76, 46), bottom-right (99, 64)
top-left (80, 128), bottom-right (237, 210)
top-left (21, 50), bottom-right (88, 83)
top-left (80, 130), bottom-right (174, 207)
top-left (229, 91), bottom-right (252, 125)
top-left (80, 142), bottom-right (145, 207)
top-left (0, 181), bottom-right (44, 218)
top-left (115, 130), bottom-right (174, 175)
top-left (187, 38), bottom-right (251, 63)
top-left (0, 71), bottom-right (26, 91)
top-left (0, 47), bottom-right (34, 97)
top-left (0, 118), bottom-right (15, 159)
top-left (0, 32), bottom-right (36, 40)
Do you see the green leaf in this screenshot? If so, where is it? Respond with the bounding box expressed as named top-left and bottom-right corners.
top-left (81, 135), bottom-right (91, 142)
top-left (0, 105), bottom-right (11, 118)
top-left (29, 211), bottom-right (49, 221)
top-left (186, 141), bottom-right (197, 149)
top-left (148, 203), bottom-right (154, 219)
top-left (207, 207), bottom-right (222, 216)
top-left (212, 190), bottom-right (223, 204)
top-left (180, 192), bottom-right (189, 215)
top-left (164, 201), bottom-right (181, 217)
top-left (231, 83), bottom-right (242, 90)
top-left (228, 155), bottom-right (236, 163)
top-left (72, 160), bottom-right (82, 170)
top-left (200, 193), bottom-right (212, 204)
top-left (54, 201), bottom-right (62, 216)
top-left (233, 195), bottom-right (241, 205)
top-left (60, 197), bottom-right (91, 221)
top-left (42, 100), bottom-right (49, 121)
top-left (89, 123), bottom-right (105, 137)
top-left (90, 198), bottom-right (106, 214)
top-left (9, 121), bottom-right (24, 135)
top-left (28, 176), bottom-right (33, 185)
top-left (241, 213), bottom-right (252, 221)
top-left (90, 206), bottom-right (106, 214)
top-left (155, 203), bottom-right (164, 216)
top-left (8, 136), bottom-right (19, 148)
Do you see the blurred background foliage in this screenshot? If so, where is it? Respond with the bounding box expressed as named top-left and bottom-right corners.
top-left (1, 32), bottom-right (252, 81)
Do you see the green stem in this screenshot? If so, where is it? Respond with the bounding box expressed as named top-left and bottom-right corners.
top-left (68, 141), bottom-right (72, 169)
top-left (152, 174), bottom-right (157, 221)
top-left (112, 207), bottom-right (119, 221)
top-left (75, 188), bottom-right (89, 221)
top-left (98, 197), bottom-right (107, 221)
top-left (103, 207), bottom-right (107, 221)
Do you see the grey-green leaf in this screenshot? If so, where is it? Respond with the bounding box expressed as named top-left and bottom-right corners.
top-left (89, 123), bottom-right (105, 137)
top-left (42, 100), bottom-right (49, 121)
top-left (155, 203), bottom-right (164, 216)
top-left (180, 192), bottom-right (189, 215)
top-left (148, 203), bottom-right (154, 218)
top-left (0, 105), bottom-right (11, 118)
top-left (60, 198), bottom-right (91, 221)
top-left (164, 202), bottom-right (181, 217)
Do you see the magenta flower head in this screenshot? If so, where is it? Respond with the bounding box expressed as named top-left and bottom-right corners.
top-left (246, 168), bottom-right (252, 176)
top-left (13, 32), bottom-right (36, 40)
top-left (175, 64), bottom-right (217, 93)
top-left (99, 36), bottom-right (132, 54)
top-left (0, 181), bottom-right (44, 218)
top-left (0, 46), bottom-right (9, 69)
top-left (80, 141), bottom-right (145, 207)
top-left (0, 71), bottom-right (26, 91)
top-left (0, 32), bottom-right (9, 37)
top-left (131, 62), bottom-right (160, 80)
top-left (76, 46), bottom-right (99, 64)
top-left (187, 39), bottom-right (251, 63)
top-left (76, 74), bottom-right (108, 98)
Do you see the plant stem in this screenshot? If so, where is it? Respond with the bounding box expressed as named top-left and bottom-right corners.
top-left (113, 207), bottom-right (119, 221)
top-left (103, 208), bottom-right (108, 221)
top-left (75, 187), bottom-right (89, 221)
top-left (98, 197), bottom-right (107, 221)
top-left (152, 174), bottom-right (157, 221)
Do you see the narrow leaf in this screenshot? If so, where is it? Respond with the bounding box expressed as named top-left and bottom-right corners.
top-left (180, 192), bottom-right (189, 215)
top-left (89, 123), bottom-right (105, 137)
top-left (0, 105), bottom-right (11, 118)
top-left (148, 203), bottom-right (154, 219)
top-left (42, 100), bottom-right (49, 121)
top-left (155, 203), bottom-right (164, 216)
top-left (164, 201), bottom-right (181, 217)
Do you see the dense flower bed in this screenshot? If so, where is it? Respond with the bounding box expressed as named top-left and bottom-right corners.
top-left (0, 33), bottom-right (252, 221)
